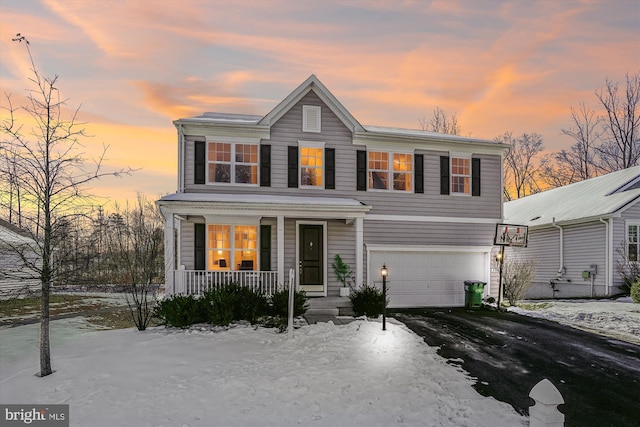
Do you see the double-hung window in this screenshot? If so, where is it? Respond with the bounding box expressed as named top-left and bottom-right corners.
top-left (208, 142), bottom-right (258, 184)
top-left (207, 224), bottom-right (257, 271)
top-left (628, 222), bottom-right (639, 262)
top-left (451, 156), bottom-right (471, 195)
top-left (300, 144), bottom-right (323, 187)
top-left (368, 151), bottom-right (412, 192)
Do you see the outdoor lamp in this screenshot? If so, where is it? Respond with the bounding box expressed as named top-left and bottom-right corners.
top-left (381, 264), bottom-right (387, 331)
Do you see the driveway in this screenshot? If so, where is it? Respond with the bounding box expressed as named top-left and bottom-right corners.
top-left (393, 308), bottom-right (640, 427)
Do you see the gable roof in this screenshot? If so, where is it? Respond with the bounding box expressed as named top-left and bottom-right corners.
top-left (258, 74), bottom-right (365, 133)
top-left (504, 166), bottom-right (640, 228)
top-left (0, 219), bottom-right (36, 246)
top-left (173, 75), bottom-right (505, 151)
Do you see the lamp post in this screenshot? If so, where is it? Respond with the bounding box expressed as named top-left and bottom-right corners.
top-left (381, 264), bottom-right (388, 331)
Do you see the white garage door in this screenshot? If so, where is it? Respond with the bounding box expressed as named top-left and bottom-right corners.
top-left (369, 250), bottom-right (488, 308)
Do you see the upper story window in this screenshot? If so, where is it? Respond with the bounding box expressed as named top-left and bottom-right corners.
top-left (368, 151), bottom-right (412, 192)
top-left (300, 146), bottom-right (323, 187)
top-left (303, 105), bottom-right (321, 133)
top-left (451, 156), bottom-right (471, 194)
top-left (628, 222), bottom-right (639, 262)
top-left (208, 142), bottom-right (258, 185)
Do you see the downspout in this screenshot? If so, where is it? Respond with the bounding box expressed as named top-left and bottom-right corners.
top-left (177, 123), bottom-right (185, 193)
top-left (599, 217), bottom-right (611, 295)
top-left (551, 218), bottom-right (564, 279)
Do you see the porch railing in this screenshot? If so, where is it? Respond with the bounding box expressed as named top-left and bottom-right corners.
top-left (174, 270), bottom-right (281, 296)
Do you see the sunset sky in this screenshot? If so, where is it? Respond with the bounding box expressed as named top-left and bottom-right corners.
top-left (1, 0), bottom-right (639, 206)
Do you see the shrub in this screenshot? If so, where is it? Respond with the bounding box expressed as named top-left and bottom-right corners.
top-left (350, 284), bottom-right (386, 317)
top-left (631, 279), bottom-right (640, 304)
top-left (154, 294), bottom-right (205, 328)
top-left (201, 284), bottom-right (269, 326)
top-left (502, 258), bottom-right (537, 306)
top-left (270, 288), bottom-right (308, 317)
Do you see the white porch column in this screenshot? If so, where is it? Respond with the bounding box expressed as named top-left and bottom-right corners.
top-left (355, 217), bottom-right (364, 289)
top-left (162, 209), bottom-right (175, 295)
top-left (277, 215), bottom-right (285, 286)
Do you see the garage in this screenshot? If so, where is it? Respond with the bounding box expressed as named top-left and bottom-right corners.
top-left (368, 248), bottom-right (489, 308)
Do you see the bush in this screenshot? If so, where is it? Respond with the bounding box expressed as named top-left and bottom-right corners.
top-left (350, 284), bottom-right (386, 317)
top-left (154, 294), bottom-right (205, 328)
top-left (201, 284), bottom-right (269, 326)
top-left (502, 258), bottom-right (537, 306)
top-left (270, 288), bottom-right (308, 317)
top-left (631, 279), bottom-right (640, 304)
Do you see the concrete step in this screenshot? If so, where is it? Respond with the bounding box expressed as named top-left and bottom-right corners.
top-left (306, 296), bottom-right (352, 317)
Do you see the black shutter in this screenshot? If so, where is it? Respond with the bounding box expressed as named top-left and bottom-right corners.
top-left (414, 154), bottom-right (424, 194)
top-left (260, 225), bottom-right (271, 271)
top-left (356, 150), bottom-right (367, 191)
top-left (472, 158), bottom-right (481, 196)
top-left (288, 146), bottom-right (298, 188)
top-left (194, 141), bottom-right (206, 184)
top-left (440, 156), bottom-right (450, 195)
top-left (260, 145), bottom-right (271, 187)
top-left (325, 148), bottom-right (335, 189)
top-left (194, 223), bottom-right (206, 270)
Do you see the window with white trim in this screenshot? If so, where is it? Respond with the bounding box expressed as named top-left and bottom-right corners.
top-left (303, 105), bottom-right (321, 133)
top-left (207, 224), bottom-right (257, 271)
top-left (628, 222), bottom-right (639, 262)
top-left (451, 156), bottom-right (470, 194)
top-left (300, 146), bottom-right (323, 187)
top-left (208, 142), bottom-right (258, 184)
top-left (368, 151), bottom-right (412, 191)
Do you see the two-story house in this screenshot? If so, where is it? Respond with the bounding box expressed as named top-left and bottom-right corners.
top-left (157, 75), bottom-right (508, 308)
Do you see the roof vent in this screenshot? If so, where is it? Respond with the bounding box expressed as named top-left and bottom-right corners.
top-left (303, 105), bottom-right (321, 133)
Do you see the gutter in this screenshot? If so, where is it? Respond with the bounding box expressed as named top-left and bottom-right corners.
top-left (551, 218), bottom-right (565, 279)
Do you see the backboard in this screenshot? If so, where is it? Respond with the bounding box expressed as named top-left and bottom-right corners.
top-left (494, 223), bottom-right (528, 247)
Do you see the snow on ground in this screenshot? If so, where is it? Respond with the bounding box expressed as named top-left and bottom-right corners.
top-left (0, 319), bottom-right (527, 427)
top-left (510, 297), bottom-right (640, 345)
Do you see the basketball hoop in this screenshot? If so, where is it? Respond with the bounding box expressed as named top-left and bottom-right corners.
top-left (494, 223), bottom-right (528, 247)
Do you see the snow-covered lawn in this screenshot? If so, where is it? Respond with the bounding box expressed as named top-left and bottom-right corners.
top-left (0, 319), bottom-right (527, 427)
top-left (510, 297), bottom-right (640, 345)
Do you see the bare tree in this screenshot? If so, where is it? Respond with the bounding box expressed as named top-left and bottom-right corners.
top-left (559, 102), bottom-right (601, 180)
top-left (502, 257), bottom-right (537, 306)
top-left (103, 194), bottom-right (164, 330)
top-left (419, 107), bottom-right (461, 135)
top-left (0, 35), bottom-right (130, 377)
top-left (496, 132), bottom-right (545, 200)
top-left (595, 72), bottom-right (640, 172)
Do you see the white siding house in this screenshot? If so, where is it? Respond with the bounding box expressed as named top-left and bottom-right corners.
top-left (0, 219), bottom-right (40, 299)
top-left (157, 75), bottom-right (508, 307)
top-left (498, 167), bottom-right (640, 298)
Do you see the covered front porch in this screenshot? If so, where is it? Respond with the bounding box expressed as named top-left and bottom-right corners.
top-left (157, 193), bottom-right (371, 297)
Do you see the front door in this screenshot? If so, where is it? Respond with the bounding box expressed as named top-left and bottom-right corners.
top-left (298, 223), bottom-right (324, 294)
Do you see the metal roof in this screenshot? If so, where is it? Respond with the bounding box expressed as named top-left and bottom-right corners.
top-left (504, 166), bottom-right (640, 227)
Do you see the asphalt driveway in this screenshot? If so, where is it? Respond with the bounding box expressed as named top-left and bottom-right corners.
top-left (393, 308), bottom-right (640, 427)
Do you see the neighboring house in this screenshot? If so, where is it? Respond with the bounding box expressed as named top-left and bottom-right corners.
top-left (157, 75), bottom-right (508, 308)
top-left (0, 219), bottom-right (40, 299)
top-left (499, 166), bottom-right (640, 299)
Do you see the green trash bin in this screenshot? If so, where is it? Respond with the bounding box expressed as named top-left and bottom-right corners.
top-left (464, 280), bottom-right (486, 310)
